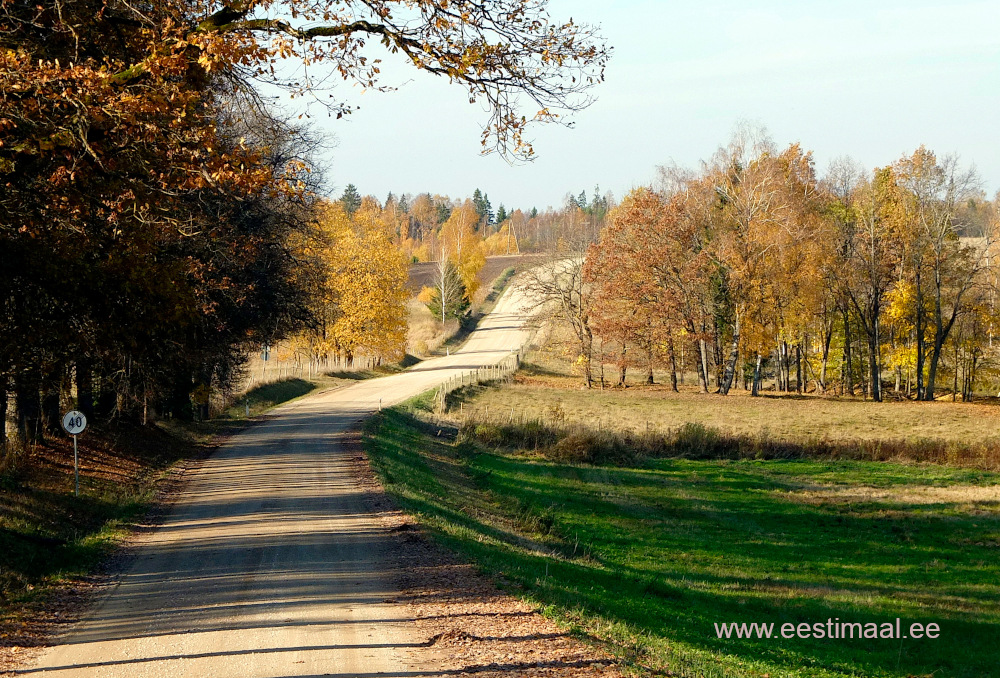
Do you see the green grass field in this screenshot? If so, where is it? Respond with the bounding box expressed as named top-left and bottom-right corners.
top-left (364, 396), bottom-right (1000, 678)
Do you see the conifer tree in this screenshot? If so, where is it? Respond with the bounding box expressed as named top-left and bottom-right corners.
top-left (340, 184), bottom-right (363, 216)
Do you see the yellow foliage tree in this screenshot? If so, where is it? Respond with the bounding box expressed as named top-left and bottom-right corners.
top-left (439, 200), bottom-right (486, 301)
top-left (299, 199), bottom-right (408, 365)
top-left (883, 278), bottom-right (934, 387)
top-left (483, 222), bottom-right (521, 255)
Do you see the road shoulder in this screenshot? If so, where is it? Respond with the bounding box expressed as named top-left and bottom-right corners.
top-left (346, 430), bottom-right (622, 676)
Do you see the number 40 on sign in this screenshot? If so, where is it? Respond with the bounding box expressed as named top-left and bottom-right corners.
top-left (62, 410), bottom-right (87, 496)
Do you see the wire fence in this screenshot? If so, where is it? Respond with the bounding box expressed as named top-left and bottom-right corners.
top-left (434, 351), bottom-right (522, 411)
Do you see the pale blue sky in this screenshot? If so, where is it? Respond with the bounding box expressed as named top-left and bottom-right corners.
top-left (297, 0), bottom-right (1000, 211)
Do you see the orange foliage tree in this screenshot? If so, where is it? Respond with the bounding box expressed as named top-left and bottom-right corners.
top-left (585, 188), bottom-right (712, 390)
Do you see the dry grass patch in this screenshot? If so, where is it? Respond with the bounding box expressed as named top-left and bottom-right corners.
top-left (407, 297), bottom-right (460, 356)
top-left (465, 373), bottom-right (1000, 449)
top-left (787, 483), bottom-right (1000, 507)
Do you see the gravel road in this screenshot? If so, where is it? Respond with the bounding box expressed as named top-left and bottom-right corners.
top-left (17, 285), bottom-right (543, 677)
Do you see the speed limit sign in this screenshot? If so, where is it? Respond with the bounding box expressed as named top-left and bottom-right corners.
top-left (62, 410), bottom-right (87, 497)
top-left (62, 410), bottom-right (87, 435)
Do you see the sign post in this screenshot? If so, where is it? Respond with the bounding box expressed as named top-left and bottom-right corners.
top-left (62, 410), bottom-right (87, 497)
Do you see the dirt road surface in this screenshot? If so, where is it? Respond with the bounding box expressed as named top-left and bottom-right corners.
top-left (12, 284), bottom-right (619, 677)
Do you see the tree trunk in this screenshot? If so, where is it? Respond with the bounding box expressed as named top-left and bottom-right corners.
top-left (867, 333), bottom-right (882, 402)
top-left (598, 338), bottom-right (606, 390)
top-left (843, 307), bottom-right (854, 396)
top-left (925, 271), bottom-right (955, 401)
top-left (795, 344), bottom-right (802, 394)
top-left (751, 354), bottom-right (762, 397)
top-left (42, 363), bottom-right (64, 434)
top-left (617, 343), bottom-right (627, 387)
top-left (779, 342), bottom-right (786, 392)
top-left (719, 313), bottom-right (740, 395)
top-left (668, 336), bottom-right (679, 393)
top-left (781, 347), bottom-right (786, 391)
top-left (15, 369), bottom-right (42, 444)
top-left (926, 333), bottom-right (944, 401)
top-left (76, 357), bottom-right (94, 420)
top-left (96, 366), bottom-right (117, 418)
top-left (169, 369), bottom-right (194, 421)
top-left (859, 337), bottom-right (868, 400)
top-left (926, 300), bottom-right (960, 401)
top-left (915, 270), bottom-right (925, 400)
top-left (819, 325), bottom-right (833, 394)
top-left (953, 342), bottom-right (960, 402)
top-left (774, 342), bottom-right (788, 393)
top-left (783, 347), bottom-right (788, 391)
top-left (713, 327), bottom-right (724, 388)
top-left (0, 374), bottom-right (8, 448)
top-left (42, 384), bottom-right (61, 434)
top-left (696, 339), bottom-right (709, 393)
top-left (967, 353), bottom-right (978, 401)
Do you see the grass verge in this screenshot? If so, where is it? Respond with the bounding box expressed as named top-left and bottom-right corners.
top-left (364, 397), bottom-right (1000, 678)
top-left (226, 377), bottom-right (317, 418)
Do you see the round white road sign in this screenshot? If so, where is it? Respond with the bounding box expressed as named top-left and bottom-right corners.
top-left (62, 410), bottom-right (87, 435)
